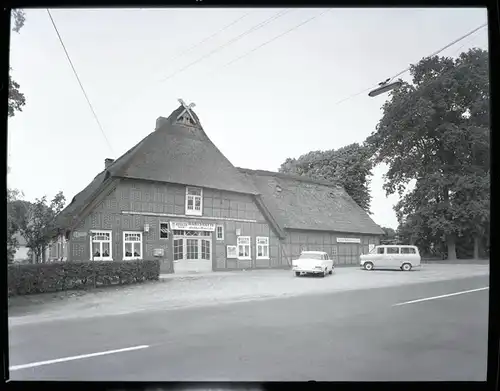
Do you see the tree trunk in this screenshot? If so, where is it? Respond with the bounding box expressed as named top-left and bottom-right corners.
top-left (447, 235), bottom-right (457, 260)
top-left (473, 235), bottom-right (480, 260)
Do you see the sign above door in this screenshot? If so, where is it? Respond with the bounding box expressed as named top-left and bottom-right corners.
top-left (170, 221), bottom-right (216, 231)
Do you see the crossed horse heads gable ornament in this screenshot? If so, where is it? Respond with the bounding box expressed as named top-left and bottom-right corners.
top-left (177, 98), bottom-right (197, 125)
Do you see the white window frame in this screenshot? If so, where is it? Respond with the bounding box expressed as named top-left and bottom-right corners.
top-left (159, 222), bottom-right (169, 240)
top-left (89, 230), bottom-right (113, 261)
top-left (256, 236), bottom-right (270, 259)
top-left (185, 186), bottom-right (203, 216)
top-left (237, 236), bottom-right (251, 260)
top-left (123, 231), bottom-right (143, 261)
top-left (216, 225), bottom-right (224, 241)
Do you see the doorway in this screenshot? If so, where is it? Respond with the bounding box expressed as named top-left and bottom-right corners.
top-left (173, 230), bottom-right (212, 273)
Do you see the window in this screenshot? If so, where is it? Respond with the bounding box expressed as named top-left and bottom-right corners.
top-left (401, 247), bottom-right (416, 254)
top-left (332, 246), bottom-right (338, 259)
top-left (173, 230), bottom-right (210, 237)
top-left (159, 222), bottom-right (169, 239)
top-left (216, 225), bottom-right (224, 241)
top-left (90, 230), bottom-right (112, 261)
top-left (256, 237), bottom-right (269, 259)
top-left (237, 236), bottom-right (251, 260)
top-left (201, 239), bottom-right (211, 260)
top-left (387, 247), bottom-right (400, 254)
top-left (299, 253), bottom-right (322, 260)
top-left (173, 239), bottom-right (184, 261)
top-left (227, 245), bottom-right (237, 259)
top-left (123, 231), bottom-right (143, 260)
top-left (186, 187), bottom-right (203, 216)
top-left (377, 247), bottom-right (385, 254)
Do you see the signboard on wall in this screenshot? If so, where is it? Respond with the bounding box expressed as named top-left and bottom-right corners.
top-left (369, 244), bottom-right (375, 252)
top-left (337, 237), bottom-right (361, 244)
top-left (72, 231), bottom-right (88, 239)
top-left (227, 245), bottom-right (237, 259)
top-left (170, 221), bottom-right (215, 231)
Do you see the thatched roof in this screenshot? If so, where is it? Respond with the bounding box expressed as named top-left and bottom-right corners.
top-left (54, 105), bottom-right (257, 232)
top-left (107, 105), bottom-right (257, 194)
top-left (238, 168), bottom-right (384, 235)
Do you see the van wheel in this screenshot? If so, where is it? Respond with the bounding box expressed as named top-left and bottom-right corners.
top-left (364, 262), bottom-right (374, 271)
top-left (401, 263), bottom-right (412, 271)
top-left (329, 269), bottom-right (333, 275)
top-left (295, 272), bottom-right (301, 277)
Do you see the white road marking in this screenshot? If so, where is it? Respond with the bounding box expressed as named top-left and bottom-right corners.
top-left (9, 345), bottom-right (149, 371)
top-left (393, 287), bottom-right (489, 306)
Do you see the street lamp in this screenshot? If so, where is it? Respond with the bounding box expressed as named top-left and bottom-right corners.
top-left (368, 79), bottom-right (403, 97)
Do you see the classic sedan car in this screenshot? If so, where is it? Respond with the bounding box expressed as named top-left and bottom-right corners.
top-left (292, 251), bottom-right (334, 277)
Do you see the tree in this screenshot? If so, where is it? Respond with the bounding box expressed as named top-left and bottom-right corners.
top-left (279, 143), bottom-right (374, 213)
top-left (366, 48), bottom-right (489, 260)
top-left (380, 226), bottom-right (397, 244)
top-left (18, 192), bottom-right (66, 263)
top-left (7, 188), bottom-right (27, 263)
top-left (9, 9), bottom-right (26, 118)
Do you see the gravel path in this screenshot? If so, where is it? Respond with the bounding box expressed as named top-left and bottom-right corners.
top-left (9, 264), bottom-right (489, 326)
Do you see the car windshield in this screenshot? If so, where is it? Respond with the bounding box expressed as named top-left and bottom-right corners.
top-left (299, 253), bottom-right (323, 260)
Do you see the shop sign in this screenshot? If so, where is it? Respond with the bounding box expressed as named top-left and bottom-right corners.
top-left (170, 221), bottom-right (215, 231)
top-left (337, 237), bottom-right (361, 244)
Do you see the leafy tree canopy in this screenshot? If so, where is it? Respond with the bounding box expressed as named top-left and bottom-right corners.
top-left (17, 192), bottom-right (66, 263)
top-left (366, 48), bottom-right (489, 259)
top-left (279, 143), bottom-right (374, 213)
top-left (9, 9), bottom-right (27, 118)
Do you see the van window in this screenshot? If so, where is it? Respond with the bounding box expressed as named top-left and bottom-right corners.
top-left (387, 247), bottom-right (399, 254)
top-left (401, 247), bottom-right (416, 254)
top-left (377, 247), bottom-right (385, 254)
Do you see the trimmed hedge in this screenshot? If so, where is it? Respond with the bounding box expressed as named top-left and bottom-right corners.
top-left (8, 260), bottom-right (160, 296)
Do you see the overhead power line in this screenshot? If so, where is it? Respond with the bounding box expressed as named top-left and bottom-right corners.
top-left (155, 8), bottom-right (292, 86)
top-left (335, 22), bottom-right (487, 106)
top-left (205, 8), bottom-right (333, 77)
top-left (386, 22), bottom-right (487, 83)
top-left (46, 9), bottom-right (114, 155)
top-left (111, 8), bottom-right (292, 117)
top-left (145, 11), bottom-right (252, 83)
top-left (109, 11), bottom-right (252, 115)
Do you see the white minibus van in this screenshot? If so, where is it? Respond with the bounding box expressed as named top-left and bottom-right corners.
top-left (360, 245), bottom-right (421, 271)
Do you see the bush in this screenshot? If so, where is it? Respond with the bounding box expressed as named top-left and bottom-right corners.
top-left (7, 260), bottom-right (160, 296)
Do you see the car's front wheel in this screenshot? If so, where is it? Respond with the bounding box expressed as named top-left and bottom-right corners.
top-left (329, 268), bottom-right (333, 275)
top-left (295, 271), bottom-right (301, 277)
top-left (364, 262), bottom-right (374, 271)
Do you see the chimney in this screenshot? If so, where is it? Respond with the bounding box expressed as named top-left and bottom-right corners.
top-left (105, 158), bottom-right (115, 169)
top-left (156, 116), bottom-right (169, 130)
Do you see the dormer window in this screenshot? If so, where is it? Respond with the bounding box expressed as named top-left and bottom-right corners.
top-left (186, 187), bottom-right (203, 216)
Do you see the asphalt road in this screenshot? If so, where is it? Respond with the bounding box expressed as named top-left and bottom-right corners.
top-left (8, 275), bottom-right (489, 381)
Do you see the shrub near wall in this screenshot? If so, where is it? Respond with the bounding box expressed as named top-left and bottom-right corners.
top-left (8, 260), bottom-right (160, 296)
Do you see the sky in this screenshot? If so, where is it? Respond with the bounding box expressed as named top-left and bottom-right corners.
top-left (7, 7), bottom-right (488, 229)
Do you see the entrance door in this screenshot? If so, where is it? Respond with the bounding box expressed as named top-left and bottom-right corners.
top-left (173, 233), bottom-right (212, 274)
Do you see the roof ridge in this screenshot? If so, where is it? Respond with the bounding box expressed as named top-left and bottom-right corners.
top-left (237, 167), bottom-right (342, 189)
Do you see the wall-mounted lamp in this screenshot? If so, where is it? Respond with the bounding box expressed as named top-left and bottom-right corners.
top-left (144, 224), bottom-right (150, 233)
